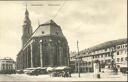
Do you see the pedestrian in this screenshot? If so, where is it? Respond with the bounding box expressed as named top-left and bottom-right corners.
top-left (63, 71), bottom-right (66, 77)
top-left (114, 67), bottom-right (118, 74)
top-left (65, 71), bottom-right (68, 77)
top-left (67, 71), bottom-right (71, 77)
top-left (49, 71), bottom-right (52, 77)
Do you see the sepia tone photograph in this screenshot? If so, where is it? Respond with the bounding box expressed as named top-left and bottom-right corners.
top-left (0, 0), bottom-right (127, 81)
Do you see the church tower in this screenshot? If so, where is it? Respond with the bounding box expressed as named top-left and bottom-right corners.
top-left (22, 6), bottom-right (33, 47)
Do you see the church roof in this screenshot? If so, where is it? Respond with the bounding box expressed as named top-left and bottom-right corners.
top-left (88, 38), bottom-right (127, 52)
top-left (25, 9), bottom-right (29, 15)
top-left (77, 38), bottom-right (127, 56)
top-left (40, 19), bottom-right (59, 26)
top-left (71, 38), bottom-right (127, 58)
top-left (31, 19), bottom-right (64, 38)
top-left (21, 19), bottom-right (64, 49)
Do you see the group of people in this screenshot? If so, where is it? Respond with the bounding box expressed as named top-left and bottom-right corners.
top-left (50, 70), bottom-right (71, 77)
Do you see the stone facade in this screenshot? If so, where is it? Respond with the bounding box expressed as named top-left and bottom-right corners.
top-left (16, 9), bottom-right (69, 70)
top-left (0, 57), bottom-right (16, 71)
top-left (70, 38), bottom-right (127, 73)
top-left (114, 43), bottom-right (127, 73)
top-left (22, 8), bottom-right (33, 47)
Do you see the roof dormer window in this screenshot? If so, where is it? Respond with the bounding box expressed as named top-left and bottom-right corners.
top-left (42, 31), bottom-right (44, 34)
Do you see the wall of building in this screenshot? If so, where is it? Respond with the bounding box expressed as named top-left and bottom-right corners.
top-left (17, 35), bottom-right (69, 70)
top-left (50, 24), bottom-right (64, 37)
top-left (70, 39), bottom-right (127, 73)
top-left (17, 19), bottom-right (69, 70)
top-left (32, 25), bottom-right (50, 37)
top-left (0, 58), bottom-right (16, 71)
top-left (114, 44), bottom-right (127, 68)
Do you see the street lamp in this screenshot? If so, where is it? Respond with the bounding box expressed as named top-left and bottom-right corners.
top-left (77, 40), bottom-right (80, 78)
top-left (110, 47), bottom-right (116, 71)
top-left (110, 48), bottom-right (113, 67)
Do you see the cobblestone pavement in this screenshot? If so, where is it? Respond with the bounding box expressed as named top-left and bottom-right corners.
top-left (0, 73), bottom-right (127, 81)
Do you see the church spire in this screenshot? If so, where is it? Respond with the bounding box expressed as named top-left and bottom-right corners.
top-left (22, 4), bottom-right (33, 47)
top-left (25, 4), bottom-right (29, 15)
top-left (24, 4), bottom-right (30, 24)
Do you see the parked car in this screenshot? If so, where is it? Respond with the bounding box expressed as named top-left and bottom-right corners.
top-left (47, 67), bottom-right (54, 72)
top-left (24, 67), bottom-right (47, 75)
top-left (51, 66), bottom-right (71, 77)
top-left (36, 67), bottom-right (47, 74)
top-left (16, 70), bottom-right (24, 74)
top-left (23, 68), bottom-right (37, 75)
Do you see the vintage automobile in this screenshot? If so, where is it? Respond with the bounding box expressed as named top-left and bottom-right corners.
top-left (24, 67), bottom-right (47, 75)
top-left (46, 67), bottom-right (54, 72)
top-left (23, 68), bottom-right (37, 75)
top-left (36, 67), bottom-right (47, 74)
top-left (51, 66), bottom-right (71, 77)
top-left (16, 70), bottom-right (24, 74)
top-left (101, 65), bottom-right (118, 75)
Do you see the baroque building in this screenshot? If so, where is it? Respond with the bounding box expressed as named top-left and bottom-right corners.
top-left (16, 8), bottom-right (70, 70)
top-left (70, 38), bottom-right (127, 73)
top-left (0, 57), bottom-right (16, 73)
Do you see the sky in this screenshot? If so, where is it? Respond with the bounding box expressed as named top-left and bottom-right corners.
top-left (0, 0), bottom-right (127, 60)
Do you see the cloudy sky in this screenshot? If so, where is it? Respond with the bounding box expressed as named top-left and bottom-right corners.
top-left (0, 0), bottom-right (127, 60)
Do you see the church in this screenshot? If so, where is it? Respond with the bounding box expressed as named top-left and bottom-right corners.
top-left (16, 8), bottom-right (70, 70)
